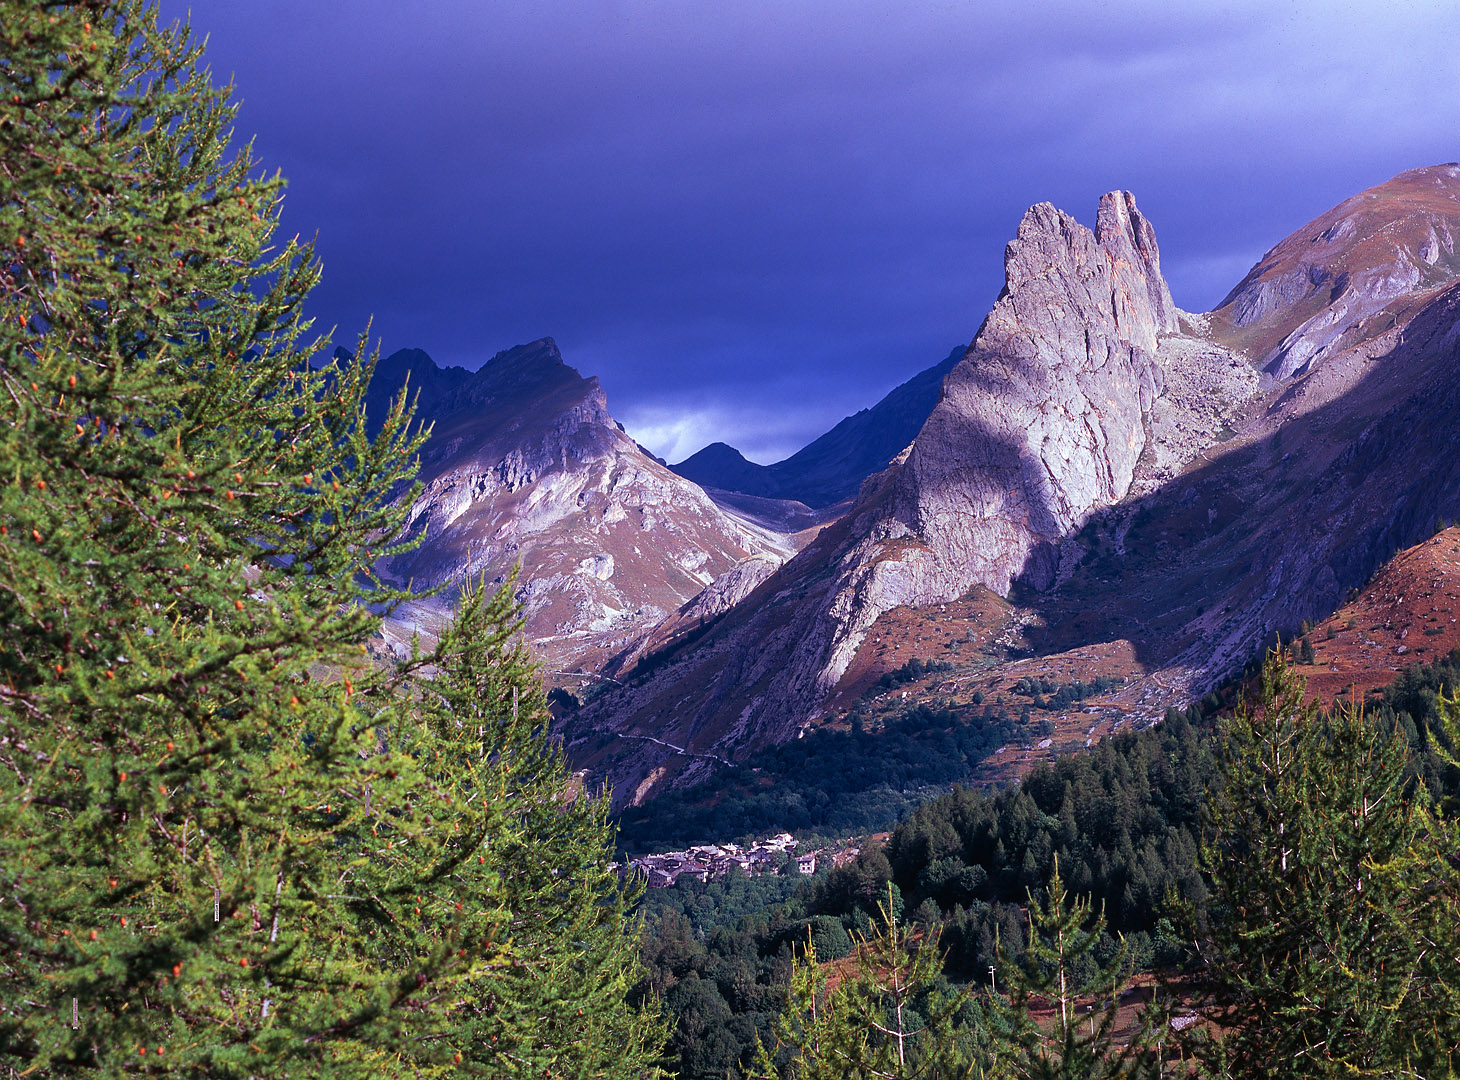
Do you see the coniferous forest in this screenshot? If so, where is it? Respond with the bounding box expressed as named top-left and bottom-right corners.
top-left (7, 4), bottom-right (1460, 1078)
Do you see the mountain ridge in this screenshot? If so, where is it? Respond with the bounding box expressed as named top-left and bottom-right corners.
top-left (1210, 162), bottom-right (1460, 376)
top-left (559, 164), bottom-right (1460, 807)
top-left (364, 339), bottom-right (796, 674)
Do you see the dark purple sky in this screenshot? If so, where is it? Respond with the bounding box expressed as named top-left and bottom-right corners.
top-left (161, 1), bottom-right (1460, 464)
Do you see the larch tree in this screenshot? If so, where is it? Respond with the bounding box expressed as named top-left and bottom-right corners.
top-left (1185, 652), bottom-right (1460, 1078)
top-left (0, 2), bottom-right (662, 1076)
top-left (987, 860), bottom-right (1160, 1080)
top-left (754, 886), bottom-right (997, 1080)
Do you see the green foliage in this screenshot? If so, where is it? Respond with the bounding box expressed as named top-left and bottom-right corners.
top-left (753, 887), bottom-right (994, 1080)
top-left (644, 651), bottom-right (1460, 1077)
top-left (883, 705), bottom-right (1216, 948)
top-left (988, 862), bottom-right (1158, 1080)
top-left (641, 862), bottom-right (811, 937)
top-left (635, 904), bottom-right (799, 1080)
top-left (876, 657), bottom-right (955, 694)
top-left (389, 580), bottom-right (668, 1078)
top-left (1010, 676), bottom-right (1119, 711)
top-left (1184, 652), bottom-right (1460, 1077)
top-left (810, 847), bottom-right (899, 922)
top-left (1365, 645), bottom-right (1460, 803)
top-left (0, 4), bottom-right (660, 1075)
top-left (635, 862), bottom-right (927, 1080)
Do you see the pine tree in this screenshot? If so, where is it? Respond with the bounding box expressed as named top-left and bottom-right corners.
top-left (0, 3), bottom-right (662, 1075)
top-left (987, 861), bottom-right (1159, 1080)
top-left (754, 886), bottom-right (997, 1080)
top-left (1184, 652), bottom-right (1460, 1077)
top-left (373, 576), bottom-right (667, 1078)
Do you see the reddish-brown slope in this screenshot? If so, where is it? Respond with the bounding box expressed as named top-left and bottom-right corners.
top-left (1296, 527), bottom-right (1460, 707)
top-left (816, 527), bottom-right (1460, 791)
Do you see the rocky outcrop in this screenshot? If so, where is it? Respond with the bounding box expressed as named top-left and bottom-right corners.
top-left (605, 553), bottom-right (784, 679)
top-left (897, 195), bottom-right (1175, 584)
top-left (564, 191), bottom-right (1252, 802)
top-left (808, 191), bottom-right (1187, 686)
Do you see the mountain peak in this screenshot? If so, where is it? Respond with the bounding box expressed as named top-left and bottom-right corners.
top-left (1389, 161), bottom-right (1460, 185)
top-left (670, 346), bottom-right (963, 509)
top-left (997, 192), bottom-right (1177, 355)
top-left (360, 347), bottom-right (471, 437)
top-left (1095, 190), bottom-right (1178, 332)
top-left (900, 189), bottom-right (1175, 595)
top-left (1212, 164), bottom-right (1460, 376)
top-left (677, 442), bottom-right (751, 470)
top-left (445, 337), bottom-right (599, 420)
top-left (483, 337), bottom-right (563, 371)
top-left (672, 441), bottom-right (768, 499)
top-left (382, 345), bottom-right (439, 368)
top-left (372, 336), bottom-right (793, 684)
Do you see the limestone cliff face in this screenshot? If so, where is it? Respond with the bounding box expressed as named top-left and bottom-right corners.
top-left (565, 170), bottom-right (1460, 809)
top-left (812, 192), bottom-right (1181, 687)
top-left (902, 194), bottom-right (1174, 586)
top-left (565, 192), bottom-right (1245, 802)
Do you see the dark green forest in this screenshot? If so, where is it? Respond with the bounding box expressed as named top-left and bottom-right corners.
top-left (618, 702), bottom-right (1021, 851)
top-left (616, 665), bottom-right (1122, 854)
top-left (634, 702), bottom-right (1217, 1077)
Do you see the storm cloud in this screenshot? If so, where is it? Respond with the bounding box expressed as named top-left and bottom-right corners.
top-left (163, 0), bottom-right (1460, 462)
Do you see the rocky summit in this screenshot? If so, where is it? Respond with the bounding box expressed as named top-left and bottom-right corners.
top-left (558, 165), bottom-right (1460, 806)
top-left (369, 339), bottom-right (794, 673)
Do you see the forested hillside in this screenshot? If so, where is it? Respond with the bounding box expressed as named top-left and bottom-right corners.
top-left (619, 695), bottom-right (1019, 851)
top-left (11, 5), bottom-right (1460, 1079)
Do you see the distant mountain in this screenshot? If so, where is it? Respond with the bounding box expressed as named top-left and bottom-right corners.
top-left (562, 165), bottom-right (1460, 807)
top-left (670, 346), bottom-right (963, 509)
top-left (362, 339), bottom-right (794, 673)
top-left (671, 443), bottom-right (769, 498)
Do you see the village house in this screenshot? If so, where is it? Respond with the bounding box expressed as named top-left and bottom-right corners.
top-left (629, 833), bottom-right (803, 888)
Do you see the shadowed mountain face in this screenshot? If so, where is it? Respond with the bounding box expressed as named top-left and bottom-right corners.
top-left (670, 346), bottom-right (963, 509)
top-left (359, 347), bottom-right (472, 437)
top-left (560, 164), bottom-right (1460, 807)
top-left (366, 339), bottom-right (793, 672)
